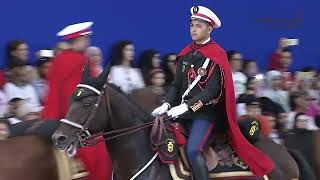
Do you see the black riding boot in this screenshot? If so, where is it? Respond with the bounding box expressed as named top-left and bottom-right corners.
top-left (190, 154), bottom-right (208, 180)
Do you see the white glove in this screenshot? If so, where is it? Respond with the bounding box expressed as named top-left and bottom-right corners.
top-left (167, 103), bottom-right (189, 118)
top-left (151, 103), bottom-right (170, 117)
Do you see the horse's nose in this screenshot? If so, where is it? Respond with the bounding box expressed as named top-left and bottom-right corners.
top-left (57, 135), bottom-right (67, 143)
top-left (52, 133), bottom-right (68, 147)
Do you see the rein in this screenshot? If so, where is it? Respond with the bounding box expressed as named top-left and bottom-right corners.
top-left (60, 84), bottom-right (172, 146)
top-left (82, 115), bottom-right (172, 146)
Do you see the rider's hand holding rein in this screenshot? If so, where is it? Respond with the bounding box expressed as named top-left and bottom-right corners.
top-left (151, 102), bottom-right (171, 117)
top-left (166, 103), bottom-right (189, 118)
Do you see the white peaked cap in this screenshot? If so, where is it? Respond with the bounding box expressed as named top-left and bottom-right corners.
top-left (190, 6), bottom-right (221, 28)
top-left (57, 22), bottom-right (93, 40)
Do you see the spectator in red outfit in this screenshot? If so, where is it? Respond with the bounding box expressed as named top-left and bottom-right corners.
top-left (43, 22), bottom-right (112, 180)
top-left (268, 38), bottom-right (294, 72)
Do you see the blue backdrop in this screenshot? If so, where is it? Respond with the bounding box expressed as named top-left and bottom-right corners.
top-left (0, 0), bottom-right (318, 71)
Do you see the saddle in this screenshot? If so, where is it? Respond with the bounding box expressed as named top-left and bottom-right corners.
top-left (151, 122), bottom-right (267, 180)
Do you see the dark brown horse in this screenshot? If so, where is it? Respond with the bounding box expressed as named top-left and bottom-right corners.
top-left (52, 64), bottom-right (299, 179)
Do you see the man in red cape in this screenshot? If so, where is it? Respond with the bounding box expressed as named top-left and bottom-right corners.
top-left (42, 22), bottom-right (112, 180)
top-left (152, 6), bottom-right (272, 179)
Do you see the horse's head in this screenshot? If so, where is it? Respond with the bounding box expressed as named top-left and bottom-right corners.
top-left (52, 64), bottom-right (110, 155)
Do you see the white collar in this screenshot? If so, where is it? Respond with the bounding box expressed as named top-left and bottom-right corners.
top-left (202, 37), bottom-right (211, 44)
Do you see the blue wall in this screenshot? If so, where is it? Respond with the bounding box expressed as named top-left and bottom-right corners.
top-left (0, 0), bottom-right (318, 71)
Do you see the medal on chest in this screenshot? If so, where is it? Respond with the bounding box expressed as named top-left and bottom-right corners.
top-left (198, 67), bottom-right (207, 77)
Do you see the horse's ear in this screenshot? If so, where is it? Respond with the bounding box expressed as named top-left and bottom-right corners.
top-left (82, 64), bottom-right (90, 81)
top-left (97, 63), bottom-right (111, 84)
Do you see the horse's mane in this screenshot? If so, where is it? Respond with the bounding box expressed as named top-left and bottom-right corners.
top-left (106, 83), bottom-right (152, 123)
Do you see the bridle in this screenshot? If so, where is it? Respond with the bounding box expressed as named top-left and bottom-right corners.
top-left (60, 83), bottom-right (111, 145)
top-left (60, 83), bottom-right (172, 146)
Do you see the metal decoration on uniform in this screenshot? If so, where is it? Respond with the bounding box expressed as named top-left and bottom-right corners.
top-left (193, 6), bottom-right (199, 13)
top-left (198, 67), bottom-right (207, 77)
top-left (77, 89), bottom-right (84, 97)
top-left (249, 120), bottom-right (259, 136)
top-left (166, 138), bottom-right (176, 153)
top-left (190, 100), bottom-right (203, 112)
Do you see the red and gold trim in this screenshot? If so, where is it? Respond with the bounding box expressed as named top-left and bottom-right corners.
top-left (63, 29), bottom-right (92, 40)
top-left (192, 13), bottom-right (216, 27)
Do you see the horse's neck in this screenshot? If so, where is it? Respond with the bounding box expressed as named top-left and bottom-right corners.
top-left (107, 88), bottom-right (164, 179)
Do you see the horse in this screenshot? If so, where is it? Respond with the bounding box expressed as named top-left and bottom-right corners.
top-left (0, 120), bottom-right (88, 180)
top-left (285, 129), bottom-right (320, 179)
top-left (52, 66), bottom-right (299, 180)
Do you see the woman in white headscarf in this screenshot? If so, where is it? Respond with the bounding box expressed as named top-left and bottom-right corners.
top-left (86, 46), bottom-right (103, 76)
top-left (262, 70), bottom-right (290, 112)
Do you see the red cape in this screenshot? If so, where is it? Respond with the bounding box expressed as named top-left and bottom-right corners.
top-left (42, 50), bottom-right (112, 180)
top-left (178, 41), bottom-right (273, 176)
top-left (42, 51), bottom-right (87, 119)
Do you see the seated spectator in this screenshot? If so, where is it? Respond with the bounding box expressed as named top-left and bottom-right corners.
top-left (130, 69), bottom-right (166, 113)
top-left (237, 75), bottom-right (266, 114)
top-left (33, 50), bottom-right (53, 104)
top-left (7, 40), bottom-right (29, 64)
top-left (227, 50), bottom-right (247, 98)
top-left (262, 70), bottom-right (290, 112)
top-left (293, 113), bottom-right (312, 130)
top-left (5, 98), bottom-right (41, 124)
top-left (243, 59), bottom-right (258, 78)
top-left (259, 97), bottom-right (288, 144)
top-left (138, 49), bottom-right (162, 85)
top-left (238, 95), bottom-right (272, 138)
top-left (109, 40), bottom-right (145, 94)
top-left (15, 100), bottom-right (42, 121)
top-left (163, 53), bottom-right (177, 86)
top-left (5, 98), bottom-right (25, 124)
top-left (4, 60), bottom-right (40, 106)
top-left (237, 77), bottom-right (258, 116)
top-left (313, 72), bottom-right (320, 105)
top-left (285, 112), bottom-right (318, 179)
top-left (149, 69), bottom-right (166, 98)
top-left (296, 70), bottom-right (316, 96)
top-left (287, 92), bottom-right (318, 130)
top-left (86, 46), bottom-right (103, 76)
top-left (0, 71), bottom-right (8, 117)
top-left (0, 120), bottom-right (11, 140)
